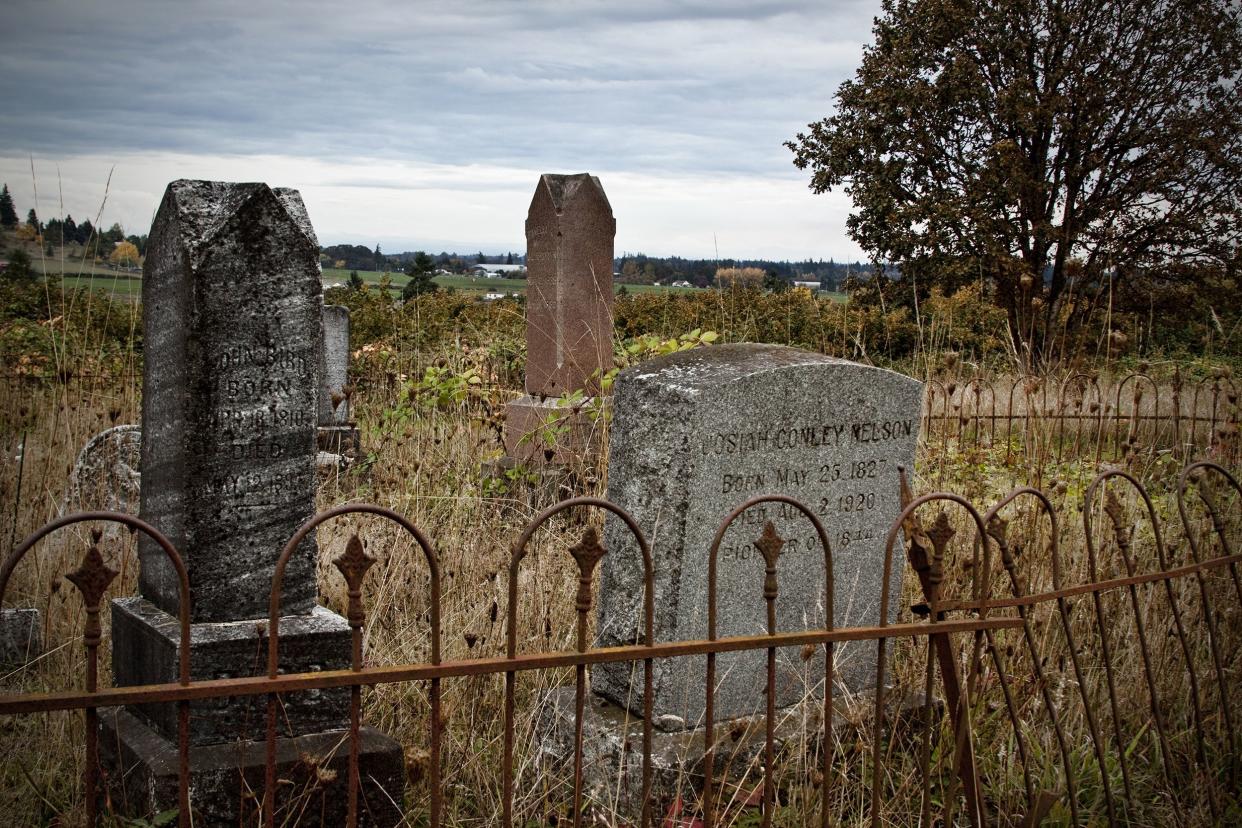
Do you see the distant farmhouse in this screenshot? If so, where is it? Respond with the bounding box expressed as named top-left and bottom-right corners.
top-left (470, 263), bottom-right (527, 278)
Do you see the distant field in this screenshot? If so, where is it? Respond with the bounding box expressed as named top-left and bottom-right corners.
top-left (46, 266), bottom-right (846, 303)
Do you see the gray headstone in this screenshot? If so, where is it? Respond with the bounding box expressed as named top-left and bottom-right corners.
top-left (138, 180), bottom-right (322, 623)
top-left (318, 304), bottom-right (351, 425)
top-left (595, 343), bottom-right (921, 727)
top-left (64, 424), bottom-right (142, 515)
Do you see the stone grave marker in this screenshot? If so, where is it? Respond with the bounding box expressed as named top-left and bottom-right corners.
top-left (319, 304), bottom-right (351, 426)
top-left (503, 173), bottom-right (614, 463)
top-left (103, 180), bottom-right (401, 824)
top-left (595, 343), bottom-right (922, 728)
top-left (316, 303), bottom-right (360, 464)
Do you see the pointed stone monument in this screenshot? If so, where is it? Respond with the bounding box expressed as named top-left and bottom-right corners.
top-left (503, 173), bottom-right (614, 464)
top-left (103, 180), bottom-right (402, 825)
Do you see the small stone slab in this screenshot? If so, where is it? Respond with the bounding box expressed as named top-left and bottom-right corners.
top-left (0, 608), bottom-right (41, 665)
top-left (595, 344), bottom-right (921, 727)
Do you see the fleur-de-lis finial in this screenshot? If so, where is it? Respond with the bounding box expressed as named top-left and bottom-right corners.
top-left (65, 543), bottom-right (119, 612)
top-left (754, 521), bottom-right (785, 569)
top-left (569, 527), bottom-right (606, 614)
top-left (927, 511), bottom-right (956, 560)
top-left (334, 534), bottom-right (376, 629)
top-left (66, 536), bottom-right (119, 649)
top-left (333, 534), bottom-right (376, 594)
top-left (754, 521), bottom-right (785, 601)
top-left (1103, 487), bottom-right (1126, 535)
top-left (569, 527), bottom-right (606, 578)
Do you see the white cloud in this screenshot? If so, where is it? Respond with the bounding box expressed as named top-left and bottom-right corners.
top-left (0, 1), bottom-right (880, 259)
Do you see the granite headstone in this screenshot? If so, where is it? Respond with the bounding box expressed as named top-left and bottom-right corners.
top-left (136, 179), bottom-right (321, 622)
top-left (595, 344), bottom-right (921, 728)
top-left (104, 180), bottom-right (402, 823)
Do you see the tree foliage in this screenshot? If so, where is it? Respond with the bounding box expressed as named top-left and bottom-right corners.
top-left (109, 241), bottom-right (141, 267)
top-left (402, 251), bottom-right (439, 300)
top-left (788, 0), bottom-right (1242, 362)
top-left (0, 185), bottom-right (17, 228)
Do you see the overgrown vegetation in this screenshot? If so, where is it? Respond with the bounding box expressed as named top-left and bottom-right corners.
top-left (0, 264), bottom-right (1238, 823)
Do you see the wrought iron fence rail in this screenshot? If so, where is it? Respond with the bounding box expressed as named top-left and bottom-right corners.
top-left (0, 460), bottom-right (1238, 827)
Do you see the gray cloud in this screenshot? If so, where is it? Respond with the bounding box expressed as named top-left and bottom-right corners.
top-left (0, 0), bottom-right (877, 176)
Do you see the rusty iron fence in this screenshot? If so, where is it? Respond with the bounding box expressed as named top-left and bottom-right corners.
top-left (1, 461), bottom-right (1240, 825)
top-left (921, 370), bottom-right (1240, 469)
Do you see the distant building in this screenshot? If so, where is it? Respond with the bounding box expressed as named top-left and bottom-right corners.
top-left (470, 263), bottom-right (527, 277)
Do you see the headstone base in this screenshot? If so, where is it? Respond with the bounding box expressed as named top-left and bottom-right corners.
top-left (533, 685), bottom-right (940, 820)
top-left (112, 597), bottom-right (351, 745)
top-left (502, 394), bottom-right (606, 465)
top-left (0, 607), bottom-right (41, 665)
top-left (100, 707), bottom-right (404, 827)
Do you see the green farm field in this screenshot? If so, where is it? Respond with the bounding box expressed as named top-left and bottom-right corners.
top-left (30, 262), bottom-right (845, 303)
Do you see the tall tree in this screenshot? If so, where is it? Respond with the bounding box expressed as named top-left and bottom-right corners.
top-left (25, 209), bottom-right (39, 231)
top-left (402, 251), bottom-right (439, 300)
top-left (0, 185), bottom-right (17, 228)
top-left (788, 0), bottom-right (1242, 361)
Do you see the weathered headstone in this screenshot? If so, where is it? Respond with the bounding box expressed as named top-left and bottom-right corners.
top-left (503, 173), bottom-right (614, 463)
top-left (63, 424), bottom-right (142, 516)
top-left (103, 180), bottom-right (401, 824)
top-left (316, 303), bottom-right (360, 463)
top-left (319, 304), bottom-right (352, 425)
top-left (595, 343), bottom-right (921, 728)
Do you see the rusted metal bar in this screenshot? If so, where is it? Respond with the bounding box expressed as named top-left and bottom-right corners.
top-left (703, 494), bottom-right (833, 828)
top-left (0, 617), bottom-right (1021, 716)
top-left (264, 504), bottom-right (442, 828)
top-left (1178, 462), bottom-right (1241, 779)
top-left (505, 497), bottom-right (654, 828)
top-left (0, 512), bottom-right (192, 828)
top-left (983, 489), bottom-right (1086, 824)
top-left (880, 480), bottom-right (989, 828)
top-left (933, 551), bottom-right (1242, 613)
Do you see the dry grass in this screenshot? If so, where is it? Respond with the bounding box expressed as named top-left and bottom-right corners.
top-left (0, 346), bottom-right (1239, 825)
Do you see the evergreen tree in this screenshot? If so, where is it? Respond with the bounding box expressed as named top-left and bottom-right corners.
top-left (26, 209), bottom-right (39, 231)
top-left (402, 251), bottom-right (439, 300)
top-left (348, 270), bottom-right (364, 290)
top-left (3, 248), bottom-right (35, 281)
top-left (0, 185), bottom-right (17, 228)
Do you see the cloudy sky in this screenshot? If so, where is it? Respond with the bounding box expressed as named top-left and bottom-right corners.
top-left (0, 1), bottom-right (880, 260)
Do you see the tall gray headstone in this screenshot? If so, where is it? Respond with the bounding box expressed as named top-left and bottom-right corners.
top-left (595, 344), bottom-right (921, 728)
top-left (105, 181), bottom-right (402, 824)
top-left (137, 179), bottom-right (320, 621)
